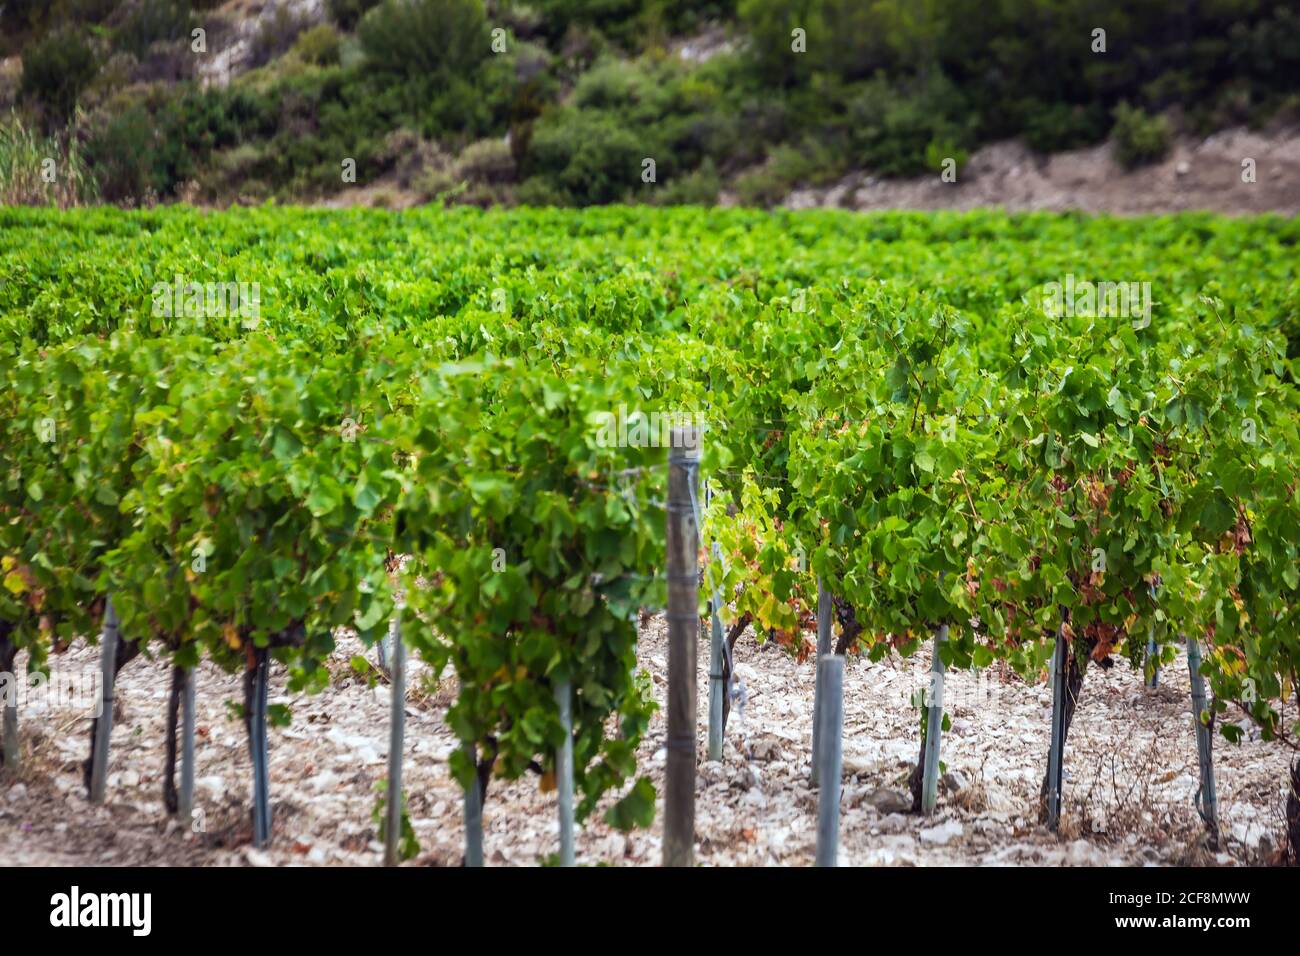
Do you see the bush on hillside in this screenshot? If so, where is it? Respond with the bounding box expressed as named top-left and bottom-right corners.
top-left (1112, 103), bottom-right (1171, 169)
top-left (20, 28), bottom-right (98, 127)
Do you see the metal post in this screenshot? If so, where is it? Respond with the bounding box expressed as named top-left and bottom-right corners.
top-left (89, 597), bottom-right (120, 803)
top-left (1186, 635), bottom-right (1219, 848)
top-left (811, 577), bottom-right (832, 786)
top-left (706, 479), bottom-right (725, 761)
top-left (250, 648), bottom-right (271, 848)
top-left (921, 623), bottom-right (948, 815)
top-left (1146, 583), bottom-right (1159, 688)
top-left (1046, 618), bottom-right (1067, 831)
top-left (814, 654), bottom-right (845, 866)
top-left (384, 612), bottom-right (405, 866)
top-left (463, 741), bottom-right (484, 867)
top-left (664, 424), bottom-right (700, 867)
top-left (1, 697), bottom-right (16, 770)
top-left (178, 667), bottom-right (195, 828)
top-left (555, 679), bottom-right (575, 866)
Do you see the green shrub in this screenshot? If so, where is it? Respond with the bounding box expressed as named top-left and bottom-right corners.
top-left (1022, 101), bottom-right (1108, 154)
top-left (846, 73), bottom-right (972, 177)
top-left (514, 174), bottom-right (571, 206)
top-left (527, 109), bottom-right (647, 205)
top-left (293, 23), bottom-right (343, 66)
top-left (359, 0), bottom-right (489, 80)
top-left (114, 0), bottom-right (192, 60)
top-left (734, 163), bottom-right (787, 208)
top-left (1112, 103), bottom-right (1171, 169)
top-left (85, 104), bottom-right (156, 201)
top-left (249, 5), bottom-right (310, 69)
top-left (650, 157), bottom-right (721, 205)
top-left (20, 28), bottom-right (98, 126)
top-left (455, 137), bottom-right (515, 184)
top-left (328, 0), bottom-right (383, 30)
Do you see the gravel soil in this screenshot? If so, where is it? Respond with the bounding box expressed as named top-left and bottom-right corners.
top-left (0, 618), bottom-right (1293, 867)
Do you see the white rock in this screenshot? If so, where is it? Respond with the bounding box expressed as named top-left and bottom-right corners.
top-left (918, 820), bottom-right (963, 846)
top-left (876, 812), bottom-right (909, 833)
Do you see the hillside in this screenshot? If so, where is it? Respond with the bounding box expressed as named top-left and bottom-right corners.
top-left (2, 0), bottom-right (1299, 210)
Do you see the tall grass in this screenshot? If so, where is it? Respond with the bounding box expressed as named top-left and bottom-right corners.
top-left (0, 111), bottom-right (97, 207)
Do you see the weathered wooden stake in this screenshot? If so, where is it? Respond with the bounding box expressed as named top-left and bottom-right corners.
top-left (814, 654), bottom-right (845, 866)
top-left (89, 597), bottom-right (120, 803)
top-left (921, 623), bottom-right (949, 815)
top-left (555, 679), bottom-right (575, 866)
top-left (810, 577), bottom-right (832, 786)
top-left (1186, 634), bottom-right (1219, 848)
top-left (384, 612), bottom-right (405, 866)
top-left (664, 424), bottom-right (700, 867)
top-left (178, 667), bottom-right (196, 828)
top-left (1046, 619), bottom-right (1068, 831)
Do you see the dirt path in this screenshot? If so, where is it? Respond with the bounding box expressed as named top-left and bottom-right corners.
top-left (777, 127), bottom-right (1300, 216)
top-left (0, 619), bottom-right (1291, 866)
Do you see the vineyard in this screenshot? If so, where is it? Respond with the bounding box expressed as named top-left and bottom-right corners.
top-left (1, 204), bottom-right (1298, 866)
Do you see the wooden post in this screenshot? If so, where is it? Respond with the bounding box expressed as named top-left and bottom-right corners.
top-left (921, 624), bottom-right (948, 815)
top-left (663, 424), bottom-right (700, 867)
top-left (555, 679), bottom-right (575, 866)
top-left (384, 612), bottom-right (405, 866)
top-left (178, 667), bottom-right (196, 829)
top-left (89, 597), bottom-right (120, 803)
top-left (1046, 617), bottom-right (1067, 831)
top-left (810, 577), bottom-right (832, 786)
top-left (814, 654), bottom-right (845, 866)
top-left (1186, 635), bottom-right (1219, 849)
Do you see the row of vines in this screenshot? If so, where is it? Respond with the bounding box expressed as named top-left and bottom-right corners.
top-left (1, 204), bottom-right (1297, 861)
